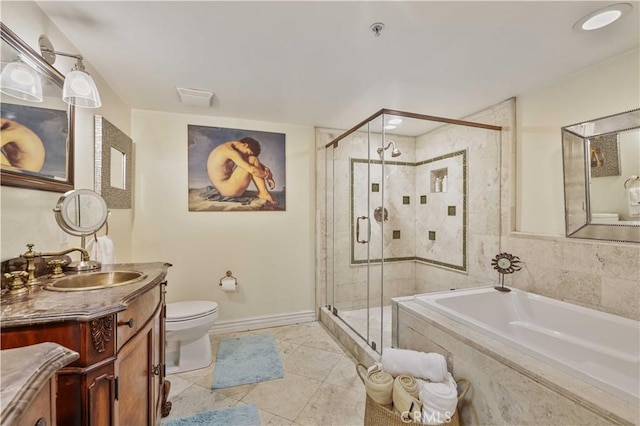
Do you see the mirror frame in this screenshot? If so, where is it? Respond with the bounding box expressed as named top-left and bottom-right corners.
top-left (0, 23), bottom-right (75, 193)
top-left (94, 115), bottom-right (133, 209)
top-left (562, 108), bottom-right (640, 243)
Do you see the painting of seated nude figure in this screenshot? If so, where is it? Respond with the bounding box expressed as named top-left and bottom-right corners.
top-left (188, 125), bottom-right (286, 211)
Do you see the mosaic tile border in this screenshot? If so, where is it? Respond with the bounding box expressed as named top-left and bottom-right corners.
top-left (348, 150), bottom-right (467, 272)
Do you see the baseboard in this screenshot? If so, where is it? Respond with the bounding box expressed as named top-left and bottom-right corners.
top-left (208, 310), bottom-right (316, 335)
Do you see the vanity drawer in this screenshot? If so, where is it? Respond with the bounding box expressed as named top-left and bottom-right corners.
top-left (116, 286), bottom-right (160, 351)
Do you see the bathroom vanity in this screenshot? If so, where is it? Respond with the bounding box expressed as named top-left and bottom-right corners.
top-left (0, 262), bottom-right (172, 426)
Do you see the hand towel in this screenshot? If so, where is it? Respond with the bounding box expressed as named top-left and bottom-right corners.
top-left (627, 187), bottom-right (640, 217)
top-left (381, 348), bottom-right (447, 382)
top-left (86, 236), bottom-right (116, 264)
top-left (363, 366), bottom-right (394, 407)
top-left (392, 375), bottom-right (422, 422)
top-left (418, 373), bottom-right (458, 425)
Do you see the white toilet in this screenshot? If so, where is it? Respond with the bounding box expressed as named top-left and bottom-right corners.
top-left (165, 300), bottom-right (218, 374)
top-left (592, 212), bottom-right (620, 224)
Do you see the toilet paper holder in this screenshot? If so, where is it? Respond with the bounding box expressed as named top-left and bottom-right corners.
top-left (219, 270), bottom-right (238, 287)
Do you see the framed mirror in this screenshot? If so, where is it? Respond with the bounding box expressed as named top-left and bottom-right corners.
top-left (94, 115), bottom-right (133, 209)
top-left (562, 108), bottom-right (640, 243)
top-left (0, 23), bottom-right (75, 193)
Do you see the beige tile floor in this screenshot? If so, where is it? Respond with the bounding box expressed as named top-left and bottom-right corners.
top-left (161, 322), bottom-right (366, 426)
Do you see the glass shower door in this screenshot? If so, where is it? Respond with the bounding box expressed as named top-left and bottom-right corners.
top-left (327, 119), bottom-right (384, 352)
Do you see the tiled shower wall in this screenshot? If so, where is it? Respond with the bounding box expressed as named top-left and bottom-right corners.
top-left (316, 98), bottom-right (639, 321)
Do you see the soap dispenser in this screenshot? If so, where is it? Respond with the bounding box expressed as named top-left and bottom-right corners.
top-left (442, 175), bottom-right (448, 192)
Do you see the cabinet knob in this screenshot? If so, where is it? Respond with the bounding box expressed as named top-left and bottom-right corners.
top-left (117, 318), bottom-right (136, 328)
top-left (35, 418), bottom-right (46, 426)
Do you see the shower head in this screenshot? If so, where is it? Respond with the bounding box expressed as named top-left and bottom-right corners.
top-left (377, 141), bottom-right (401, 158)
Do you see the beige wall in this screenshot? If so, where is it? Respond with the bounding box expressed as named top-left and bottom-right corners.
top-left (131, 110), bottom-right (316, 322)
top-left (505, 48), bottom-right (640, 320)
top-left (1, 2), bottom-right (133, 263)
top-left (516, 48), bottom-right (640, 235)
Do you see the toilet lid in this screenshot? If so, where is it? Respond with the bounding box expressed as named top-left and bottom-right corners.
top-left (166, 300), bottom-right (218, 322)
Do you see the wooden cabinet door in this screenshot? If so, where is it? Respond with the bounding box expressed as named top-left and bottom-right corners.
top-left (115, 320), bottom-right (153, 426)
top-left (86, 364), bottom-right (117, 426)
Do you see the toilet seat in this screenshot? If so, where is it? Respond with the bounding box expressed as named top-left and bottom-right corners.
top-left (166, 301), bottom-right (218, 323)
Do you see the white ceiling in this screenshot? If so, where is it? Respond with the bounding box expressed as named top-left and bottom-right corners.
top-left (37, 1), bottom-right (639, 132)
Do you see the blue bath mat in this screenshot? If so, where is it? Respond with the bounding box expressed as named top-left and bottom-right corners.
top-left (212, 333), bottom-right (284, 389)
top-left (167, 403), bottom-right (260, 425)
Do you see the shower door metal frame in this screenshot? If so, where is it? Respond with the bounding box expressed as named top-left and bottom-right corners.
top-left (325, 108), bottom-right (502, 354)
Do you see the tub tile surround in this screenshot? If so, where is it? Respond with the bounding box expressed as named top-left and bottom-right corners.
top-left (394, 300), bottom-right (639, 425)
top-left (504, 234), bottom-right (640, 320)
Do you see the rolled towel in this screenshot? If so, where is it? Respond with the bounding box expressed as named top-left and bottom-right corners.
top-left (364, 367), bottom-right (394, 407)
top-left (418, 373), bottom-right (458, 425)
top-left (381, 348), bottom-right (447, 382)
top-left (392, 375), bottom-right (422, 422)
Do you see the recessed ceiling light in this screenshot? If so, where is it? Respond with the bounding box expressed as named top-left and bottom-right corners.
top-left (388, 118), bottom-right (403, 125)
top-left (574, 3), bottom-right (632, 31)
top-left (384, 125), bottom-right (396, 130)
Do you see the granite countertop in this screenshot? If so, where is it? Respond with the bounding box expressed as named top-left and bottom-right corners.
top-left (0, 262), bottom-right (171, 328)
top-left (0, 342), bottom-right (79, 424)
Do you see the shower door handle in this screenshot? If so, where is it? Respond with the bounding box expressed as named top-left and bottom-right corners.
top-left (356, 215), bottom-right (369, 244)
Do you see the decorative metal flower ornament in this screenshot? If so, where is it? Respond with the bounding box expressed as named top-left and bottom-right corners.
top-left (491, 253), bottom-right (522, 292)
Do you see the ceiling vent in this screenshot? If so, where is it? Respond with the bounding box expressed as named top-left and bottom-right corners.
top-left (176, 87), bottom-right (214, 107)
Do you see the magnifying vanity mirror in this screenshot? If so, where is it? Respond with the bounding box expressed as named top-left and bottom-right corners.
top-left (54, 188), bottom-right (109, 269)
top-left (562, 108), bottom-right (640, 243)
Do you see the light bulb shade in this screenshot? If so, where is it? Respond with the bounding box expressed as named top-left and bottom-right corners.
top-left (63, 69), bottom-right (101, 108)
top-left (0, 61), bottom-right (43, 102)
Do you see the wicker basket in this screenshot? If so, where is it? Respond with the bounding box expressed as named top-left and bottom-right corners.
top-left (357, 363), bottom-right (469, 426)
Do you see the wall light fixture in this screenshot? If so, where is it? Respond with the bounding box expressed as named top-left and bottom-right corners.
top-left (0, 58), bottom-right (43, 102)
top-left (39, 35), bottom-right (102, 108)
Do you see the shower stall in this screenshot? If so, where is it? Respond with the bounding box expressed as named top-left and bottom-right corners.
top-left (322, 108), bottom-right (503, 355)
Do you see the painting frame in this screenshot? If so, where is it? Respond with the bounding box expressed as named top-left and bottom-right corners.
top-left (589, 133), bottom-right (620, 178)
top-left (1, 23), bottom-right (75, 193)
top-left (187, 125), bottom-right (286, 212)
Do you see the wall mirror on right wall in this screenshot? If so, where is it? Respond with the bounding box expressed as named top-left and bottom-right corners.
top-left (562, 108), bottom-right (640, 243)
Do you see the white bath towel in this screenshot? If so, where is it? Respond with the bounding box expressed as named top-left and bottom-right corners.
top-left (627, 187), bottom-right (640, 217)
top-left (86, 236), bottom-right (116, 264)
top-left (418, 373), bottom-right (458, 425)
top-left (380, 348), bottom-right (447, 383)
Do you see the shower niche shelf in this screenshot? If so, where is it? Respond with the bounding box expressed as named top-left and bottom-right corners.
top-left (430, 168), bottom-right (448, 193)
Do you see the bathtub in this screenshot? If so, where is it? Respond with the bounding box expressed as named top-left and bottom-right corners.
top-left (413, 287), bottom-right (640, 406)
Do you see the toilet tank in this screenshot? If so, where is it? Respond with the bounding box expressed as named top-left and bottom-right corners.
top-left (591, 213), bottom-right (620, 224)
